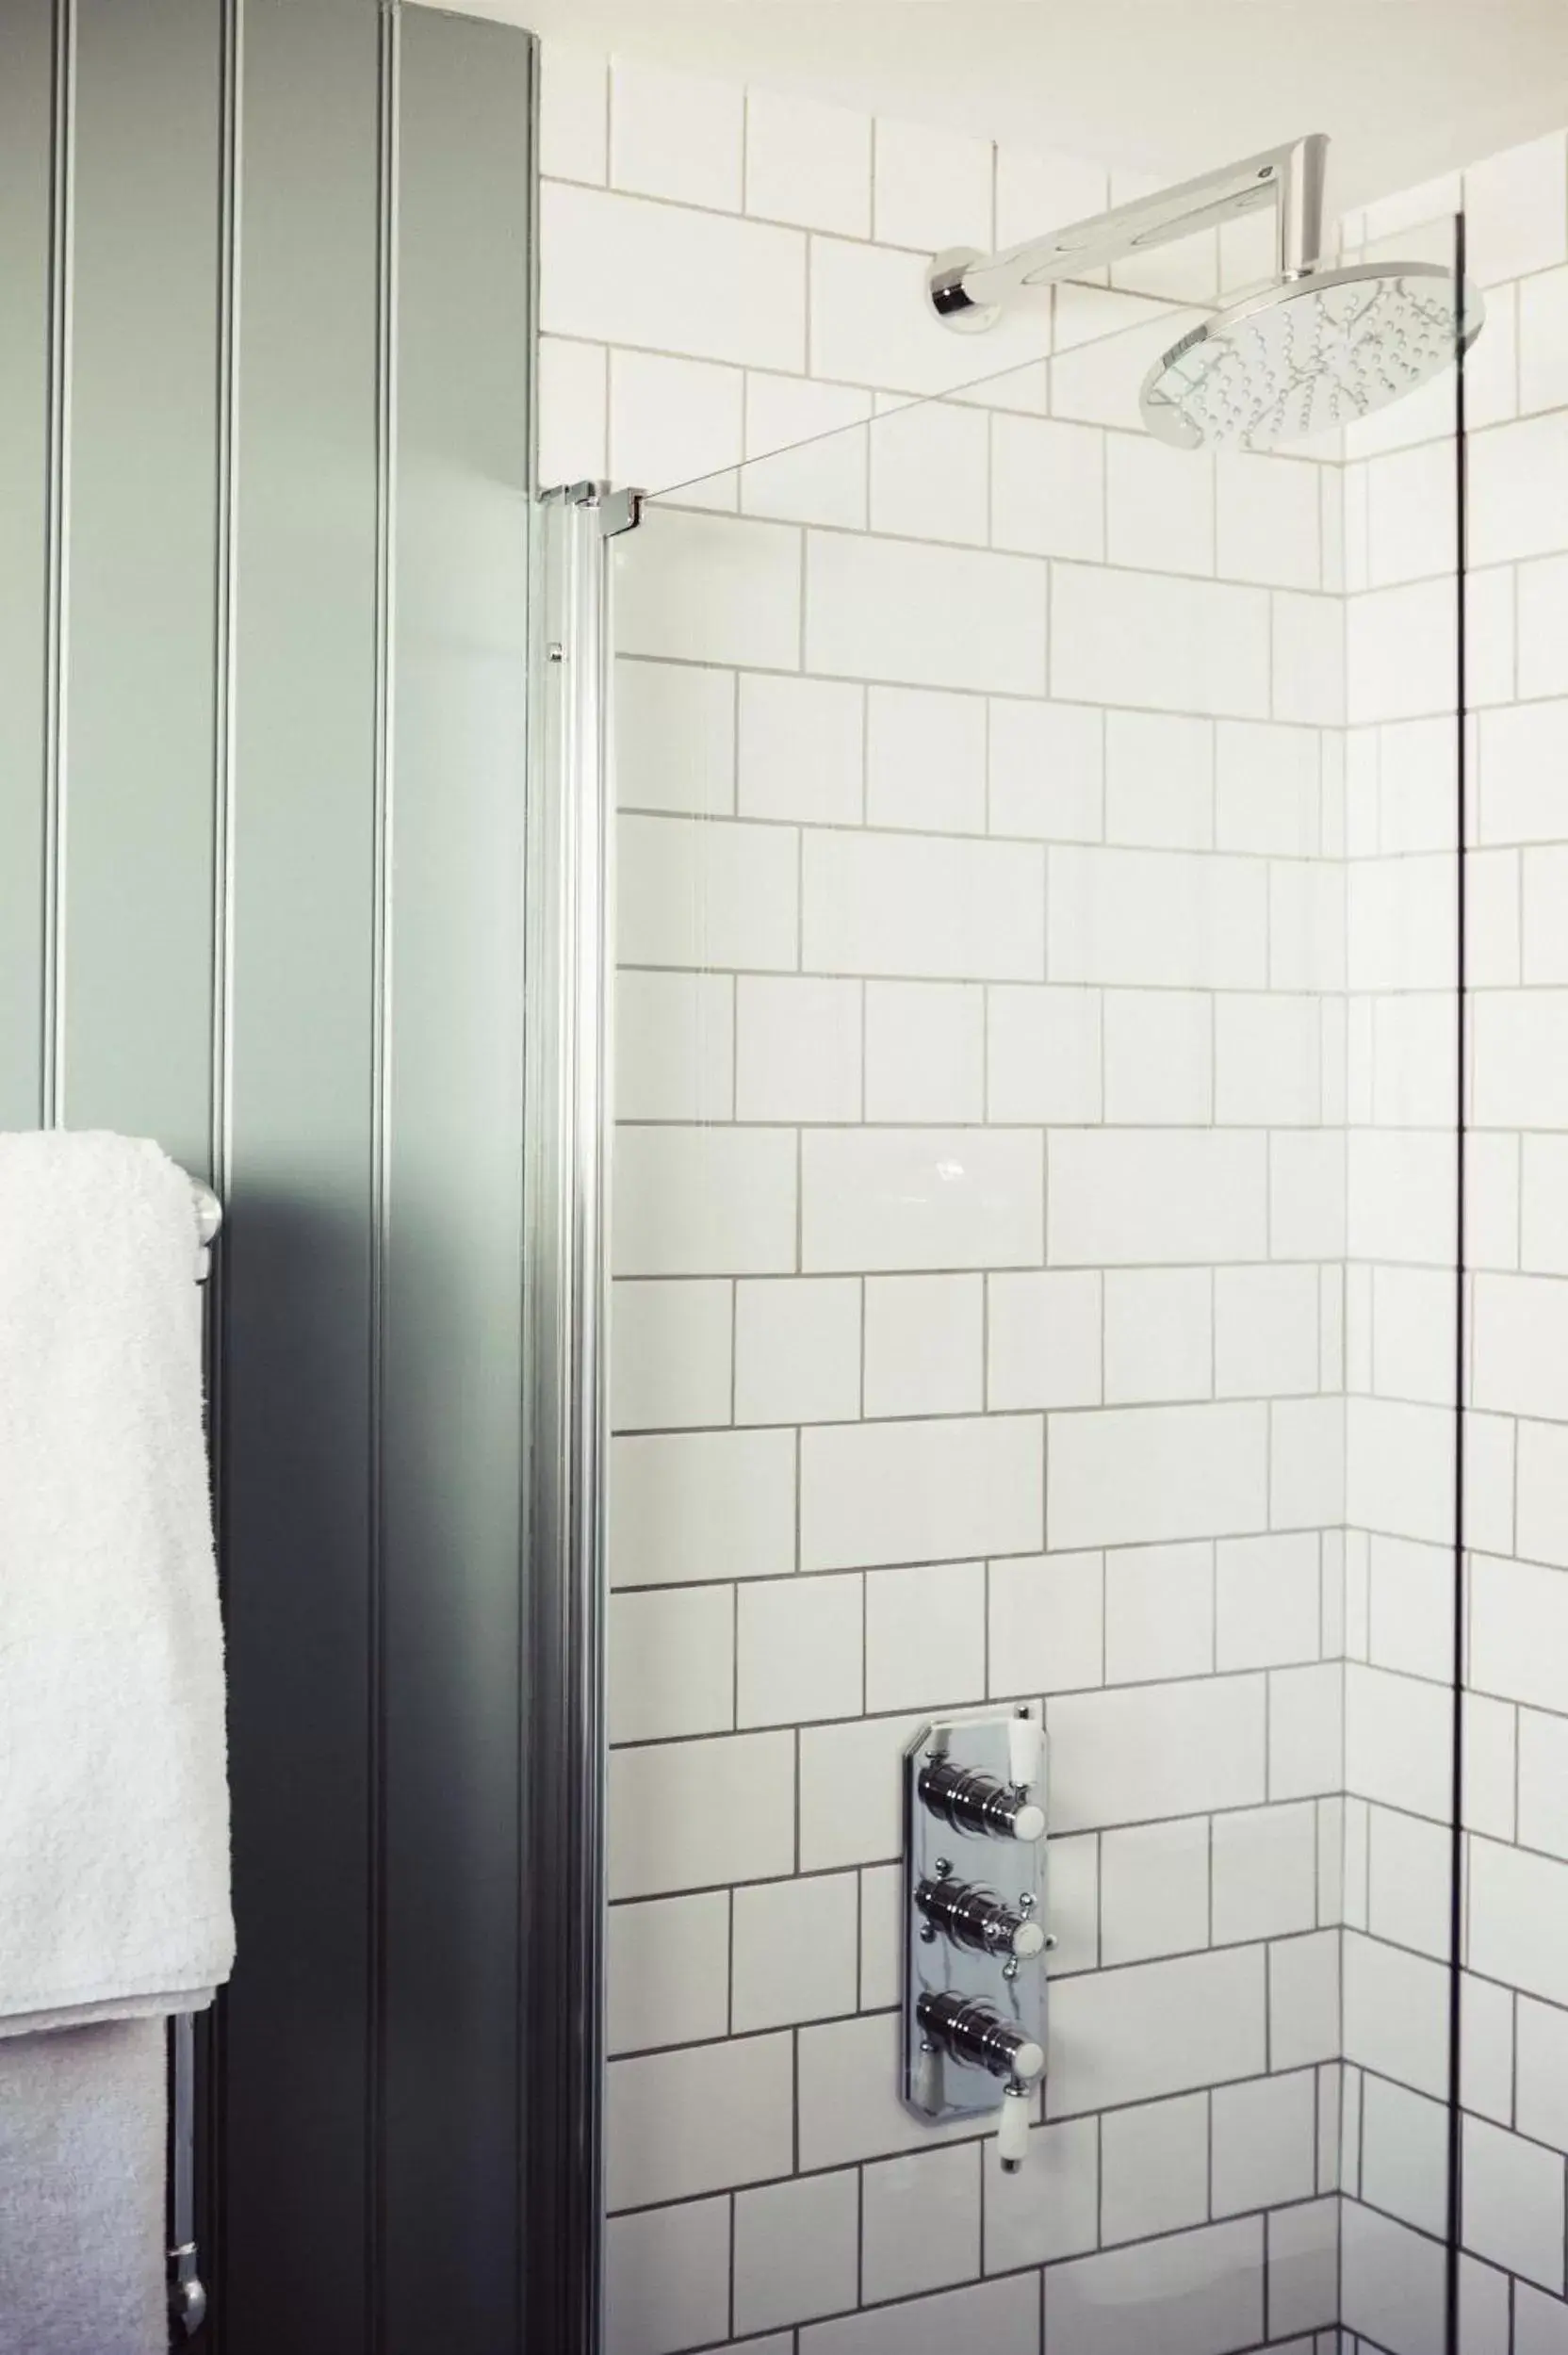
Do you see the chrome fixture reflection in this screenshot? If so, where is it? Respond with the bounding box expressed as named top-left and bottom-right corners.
top-left (925, 131), bottom-right (1482, 451)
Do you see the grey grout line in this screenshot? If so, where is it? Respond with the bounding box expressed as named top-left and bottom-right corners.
top-left (612, 1388), bottom-right (1432, 1434)
top-left (617, 642), bottom-right (1368, 728)
top-left (792, 1726), bottom-right (800, 1881)
top-left (611, 1832), bottom-right (1367, 1922)
top-left (612, 2104), bottom-right (1334, 2214)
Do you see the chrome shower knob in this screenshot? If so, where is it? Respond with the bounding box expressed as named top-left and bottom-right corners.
top-left (915, 1874), bottom-right (1047, 1961)
top-left (918, 1757), bottom-right (1045, 1844)
top-left (915, 1989), bottom-right (1046, 2087)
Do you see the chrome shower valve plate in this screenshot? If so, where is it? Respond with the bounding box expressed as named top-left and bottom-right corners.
top-left (902, 1703), bottom-right (1049, 2125)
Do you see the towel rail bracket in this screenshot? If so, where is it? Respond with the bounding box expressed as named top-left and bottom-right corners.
top-left (168, 2240), bottom-right (206, 2337)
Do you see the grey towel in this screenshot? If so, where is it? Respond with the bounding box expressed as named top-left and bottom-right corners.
top-left (0, 2020), bottom-right (166, 2355)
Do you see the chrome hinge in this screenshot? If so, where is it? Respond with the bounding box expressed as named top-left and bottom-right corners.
top-left (558, 480), bottom-right (645, 538)
top-left (596, 486), bottom-right (645, 539)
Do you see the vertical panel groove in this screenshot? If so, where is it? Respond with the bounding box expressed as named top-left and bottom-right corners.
top-left (518, 53), bottom-right (544, 2347)
top-left (203, 4), bottom-right (242, 2336)
top-left (65, 0), bottom-right (223, 1164)
top-left (211, 0), bottom-right (242, 1207)
top-left (5, 7), bottom-right (534, 2339)
top-left (0, 0), bottom-right (55, 1130)
top-left (368, 6), bottom-right (400, 2344)
top-left (222, 5), bottom-right (383, 2336)
top-left (383, 18), bottom-right (531, 2340)
top-left (41, 0), bottom-right (74, 1126)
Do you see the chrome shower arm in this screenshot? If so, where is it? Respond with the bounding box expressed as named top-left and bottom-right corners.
top-left (928, 131), bottom-right (1328, 329)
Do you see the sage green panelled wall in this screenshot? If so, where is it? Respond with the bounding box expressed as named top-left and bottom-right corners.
top-left (0, 1), bottom-right (55, 1124)
top-left (0, 4), bottom-right (535, 2350)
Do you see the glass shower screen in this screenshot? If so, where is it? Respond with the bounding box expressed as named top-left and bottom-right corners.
top-left (596, 253), bottom-right (1464, 2355)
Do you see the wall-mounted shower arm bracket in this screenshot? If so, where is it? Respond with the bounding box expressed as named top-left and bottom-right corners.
top-left (927, 131), bottom-right (1328, 330)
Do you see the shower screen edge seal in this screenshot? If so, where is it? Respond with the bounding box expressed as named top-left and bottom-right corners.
top-left (520, 481), bottom-right (634, 2355)
top-left (1444, 203), bottom-right (1470, 2355)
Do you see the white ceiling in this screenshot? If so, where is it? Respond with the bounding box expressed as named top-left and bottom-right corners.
top-left (433, 0), bottom-right (1568, 215)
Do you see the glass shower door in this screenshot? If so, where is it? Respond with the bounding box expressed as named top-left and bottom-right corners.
top-left (596, 274), bottom-right (1463, 2355)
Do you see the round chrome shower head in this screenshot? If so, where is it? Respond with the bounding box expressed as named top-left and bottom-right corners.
top-left (1139, 259), bottom-right (1484, 452)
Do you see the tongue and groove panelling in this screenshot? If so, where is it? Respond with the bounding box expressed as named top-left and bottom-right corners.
top-left (0, 4), bottom-right (536, 2347)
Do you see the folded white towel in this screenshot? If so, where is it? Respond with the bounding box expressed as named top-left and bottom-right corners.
top-left (0, 1131), bottom-right (234, 2033)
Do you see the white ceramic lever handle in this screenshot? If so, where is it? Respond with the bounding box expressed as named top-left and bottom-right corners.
top-left (1008, 1712), bottom-right (1042, 1792)
top-left (1008, 2037), bottom-right (1046, 2084)
top-left (998, 2079), bottom-right (1032, 2172)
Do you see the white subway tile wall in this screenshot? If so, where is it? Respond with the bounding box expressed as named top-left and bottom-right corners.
top-left (531, 37), bottom-right (1548, 2355)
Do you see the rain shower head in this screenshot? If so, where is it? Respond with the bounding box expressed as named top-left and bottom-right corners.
top-left (1139, 261), bottom-right (1483, 452)
top-left (926, 134), bottom-right (1483, 453)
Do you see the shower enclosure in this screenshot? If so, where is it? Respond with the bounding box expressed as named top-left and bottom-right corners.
top-left (528, 206), bottom-right (1472, 2355)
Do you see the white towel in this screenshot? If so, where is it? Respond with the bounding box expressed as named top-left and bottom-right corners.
top-left (0, 2020), bottom-right (167, 2355)
top-left (0, 1130), bottom-right (233, 2034)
